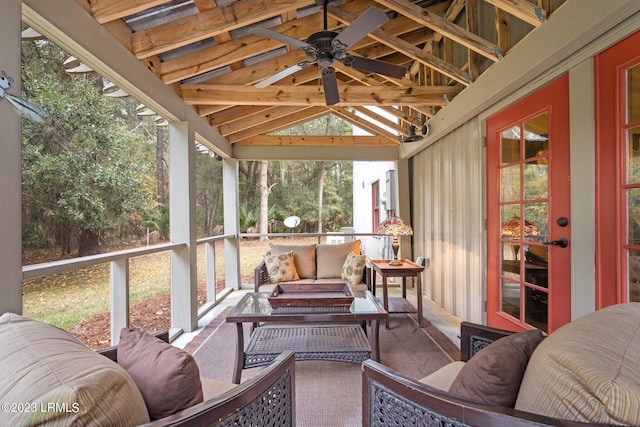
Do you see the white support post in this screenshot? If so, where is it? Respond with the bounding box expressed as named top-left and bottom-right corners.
top-left (206, 241), bottom-right (217, 302)
top-left (223, 158), bottom-right (241, 290)
top-left (0, 0), bottom-right (25, 315)
top-left (110, 259), bottom-right (129, 345)
top-left (169, 122), bottom-right (198, 332)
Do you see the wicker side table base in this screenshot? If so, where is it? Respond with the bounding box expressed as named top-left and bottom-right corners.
top-left (245, 325), bottom-right (371, 368)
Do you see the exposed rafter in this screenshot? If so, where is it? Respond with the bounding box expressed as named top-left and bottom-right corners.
top-left (80, 0), bottom-right (564, 150)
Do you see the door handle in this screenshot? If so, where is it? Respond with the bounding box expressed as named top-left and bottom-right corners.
top-left (542, 238), bottom-right (568, 248)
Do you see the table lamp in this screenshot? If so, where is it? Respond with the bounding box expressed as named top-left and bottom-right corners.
top-left (378, 215), bottom-right (413, 266)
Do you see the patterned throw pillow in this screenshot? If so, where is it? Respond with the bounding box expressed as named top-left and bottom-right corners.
top-left (341, 252), bottom-right (367, 285)
top-left (264, 251), bottom-right (300, 283)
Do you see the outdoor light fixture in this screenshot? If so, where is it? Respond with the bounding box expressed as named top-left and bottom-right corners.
top-left (402, 119), bottom-right (429, 143)
top-left (403, 125), bottom-right (423, 143)
top-left (378, 215), bottom-right (413, 266)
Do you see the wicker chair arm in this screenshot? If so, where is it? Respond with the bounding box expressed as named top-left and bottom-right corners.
top-left (254, 260), bottom-right (269, 292)
top-left (362, 359), bottom-right (591, 427)
top-left (459, 321), bottom-right (517, 361)
top-left (144, 350), bottom-right (295, 426)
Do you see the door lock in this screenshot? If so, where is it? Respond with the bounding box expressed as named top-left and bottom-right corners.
top-left (542, 238), bottom-right (568, 248)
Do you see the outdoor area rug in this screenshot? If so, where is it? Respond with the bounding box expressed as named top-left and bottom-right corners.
top-left (187, 309), bottom-right (456, 427)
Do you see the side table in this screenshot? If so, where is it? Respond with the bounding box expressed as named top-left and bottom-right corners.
top-left (371, 259), bottom-right (425, 328)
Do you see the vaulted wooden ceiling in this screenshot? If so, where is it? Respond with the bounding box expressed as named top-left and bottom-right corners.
top-left (85, 0), bottom-right (560, 149)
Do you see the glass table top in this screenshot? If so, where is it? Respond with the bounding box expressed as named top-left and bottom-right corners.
top-left (226, 290), bottom-right (387, 322)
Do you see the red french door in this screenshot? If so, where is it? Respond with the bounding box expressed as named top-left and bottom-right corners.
top-left (486, 76), bottom-right (571, 333)
top-left (595, 30), bottom-right (640, 307)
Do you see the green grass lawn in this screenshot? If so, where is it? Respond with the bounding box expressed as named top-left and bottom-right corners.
top-left (22, 237), bottom-right (316, 330)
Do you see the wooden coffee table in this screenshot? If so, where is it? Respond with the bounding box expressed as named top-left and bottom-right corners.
top-left (226, 290), bottom-right (388, 384)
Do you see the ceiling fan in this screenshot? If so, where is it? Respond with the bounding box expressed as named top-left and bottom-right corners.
top-left (250, 0), bottom-right (407, 105)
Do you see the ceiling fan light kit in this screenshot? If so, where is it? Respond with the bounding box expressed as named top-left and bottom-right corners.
top-left (250, 2), bottom-right (407, 106)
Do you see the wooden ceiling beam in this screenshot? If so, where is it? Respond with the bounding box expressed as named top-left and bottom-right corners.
top-left (228, 107), bottom-right (329, 143)
top-left (329, 5), bottom-right (471, 86)
top-left (209, 105), bottom-right (273, 126)
top-left (131, 0), bottom-right (315, 58)
top-left (375, 0), bottom-right (503, 61)
top-left (163, 5), bottom-right (431, 85)
top-left (160, 13), bottom-right (336, 84)
top-left (219, 106), bottom-right (314, 136)
top-left (484, 0), bottom-right (546, 27)
top-left (235, 135), bottom-right (398, 147)
top-left (409, 0), bottom-right (463, 75)
top-left (90, 0), bottom-right (167, 24)
top-left (182, 84), bottom-right (461, 106)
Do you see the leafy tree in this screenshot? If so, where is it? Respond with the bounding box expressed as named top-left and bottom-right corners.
top-left (21, 40), bottom-right (158, 256)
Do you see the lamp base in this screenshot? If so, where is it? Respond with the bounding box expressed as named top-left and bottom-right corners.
top-left (388, 259), bottom-right (403, 266)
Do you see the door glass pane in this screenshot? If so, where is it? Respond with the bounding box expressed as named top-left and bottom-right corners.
top-left (524, 203), bottom-right (546, 242)
top-left (501, 206), bottom-right (520, 239)
top-left (628, 64), bottom-right (640, 124)
top-left (627, 127), bottom-right (640, 184)
top-left (500, 126), bottom-right (520, 164)
top-left (629, 250), bottom-right (640, 302)
top-left (524, 244), bottom-right (548, 266)
top-left (501, 279), bottom-right (520, 319)
top-left (628, 188), bottom-right (640, 245)
top-left (501, 165), bottom-right (520, 202)
top-left (524, 113), bottom-right (549, 160)
top-left (501, 241), bottom-right (520, 279)
top-left (524, 160), bottom-right (548, 200)
top-left (524, 286), bottom-right (548, 332)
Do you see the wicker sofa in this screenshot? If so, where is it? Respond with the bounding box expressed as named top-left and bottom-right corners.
top-left (0, 313), bottom-right (295, 426)
top-left (254, 240), bottom-right (369, 293)
top-left (362, 303), bottom-right (640, 426)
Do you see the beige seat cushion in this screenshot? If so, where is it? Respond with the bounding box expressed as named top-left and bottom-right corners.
top-left (316, 240), bottom-right (361, 279)
top-left (200, 377), bottom-right (237, 401)
top-left (270, 243), bottom-right (317, 279)
top-left (418, 361), bottom-right (466, 391)
top-left (515, 303), bottom-right (640, 425)
top-left (0, 313), bottom-right (150, 426)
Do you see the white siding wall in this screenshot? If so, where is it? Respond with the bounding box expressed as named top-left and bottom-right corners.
top-left (353, 161), bottom-right (395, 260)
top-left (412, 121), bottom-right (485, 323)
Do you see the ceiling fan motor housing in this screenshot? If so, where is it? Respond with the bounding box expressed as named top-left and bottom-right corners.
top-left (304, 31), bottom-right (342, 67)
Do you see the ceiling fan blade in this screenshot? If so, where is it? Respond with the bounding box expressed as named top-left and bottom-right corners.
top-left (249, 27), bottom-right (310, 50)
top-left (343, 55), bottom-right (407, 79)
top-left (255, 62), bottom-right (310, 88)
top-left (321, 67), bottom-right (340, 106)
top-left (332, 7), bottom-right (389, 51)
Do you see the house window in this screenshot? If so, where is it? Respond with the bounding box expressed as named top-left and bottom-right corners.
top-left (372, 180), bottom-right (380, 232)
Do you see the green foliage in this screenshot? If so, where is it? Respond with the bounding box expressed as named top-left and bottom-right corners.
top-left (21, 40), bottom-right (159, 253)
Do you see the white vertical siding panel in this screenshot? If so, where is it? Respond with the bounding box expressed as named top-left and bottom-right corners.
top-left (412, 119), bottom-right (484, 323)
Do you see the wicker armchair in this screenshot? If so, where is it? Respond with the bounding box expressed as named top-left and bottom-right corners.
top-left (100, 342), bottom-right (296, 426)
top-left (361, 322), bottom-right (592, 427)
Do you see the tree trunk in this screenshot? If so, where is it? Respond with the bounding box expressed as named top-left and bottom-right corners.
top-left (317, 160), bottom-right (326, 233)
top-left (77, 229), bottom-right (105, 257)
top-left (259, 160), bottom-right (271, 241)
